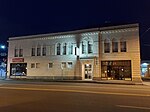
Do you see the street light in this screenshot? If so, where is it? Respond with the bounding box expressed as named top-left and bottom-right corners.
top-left (0, 45), bottom-right (6, 49)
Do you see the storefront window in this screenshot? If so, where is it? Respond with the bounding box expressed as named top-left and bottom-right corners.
top-left (10, 63), bottom-right (27, 76)
top-left (101, 60), bottom-right (131, 80)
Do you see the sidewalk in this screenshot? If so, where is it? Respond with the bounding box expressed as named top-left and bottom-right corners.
top-left (1, 78), bottom-right (147, 85)
top-left (54, 80), bottom-right (143, 85)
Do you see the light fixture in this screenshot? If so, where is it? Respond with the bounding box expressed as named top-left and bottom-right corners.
top-left (0, 45), bottom-right (6, 49)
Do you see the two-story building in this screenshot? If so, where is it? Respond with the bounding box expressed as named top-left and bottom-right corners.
top-left (7, 23), bottom-right (142, 82)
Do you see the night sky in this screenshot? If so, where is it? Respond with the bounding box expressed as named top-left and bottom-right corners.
top-left (0, 0), bottom-right (150, 59)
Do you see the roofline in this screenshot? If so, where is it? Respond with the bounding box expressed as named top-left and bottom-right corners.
top-left (9, 23), bottom-right (139, 41)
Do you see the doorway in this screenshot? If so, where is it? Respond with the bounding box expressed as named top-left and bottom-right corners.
top-left (84, 64), bottom-right (92, 79)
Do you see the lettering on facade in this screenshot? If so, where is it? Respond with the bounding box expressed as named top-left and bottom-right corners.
top-left (12, 58), bottom-right (24, 62)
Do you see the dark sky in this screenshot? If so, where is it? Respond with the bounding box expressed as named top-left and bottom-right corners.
top-left (0, 0), bottom-right (150, 59)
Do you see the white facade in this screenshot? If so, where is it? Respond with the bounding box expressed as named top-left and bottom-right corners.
top-left (7, 24), bottom-right (142, 82)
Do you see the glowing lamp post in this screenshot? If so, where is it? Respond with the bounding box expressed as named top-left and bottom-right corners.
top-left (0, 45), bottom-right (6, 49)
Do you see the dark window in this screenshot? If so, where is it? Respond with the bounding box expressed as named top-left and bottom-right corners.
top-left (42, 46), bottom-right (46, 56)
top-left (69, 43), bottom-right (73, 55)
top-left (63, 43), bottom-right (67, 55)
top-left (88, 41), bottom-right (93, 53)
top-left (31, 48), bottom-right (35, 56)
top-left (19, 49), bottom-right (23, 57)
top-left (120, 41), bottom-right (126, 52)
top-left (14, 48), bottom-right (18, 57)
top-left (112, 41), bottom-right (118, 52)
top-left (82, 41), bottom-right (86, 54)
top-left (48, 63), bottom-right (53, 68)
top-left (37, 46), bottom-right (41, 56)
top-left (104, 42), bottom-right (110, 53)
top-left (57, 43), bottom-right (61, 55)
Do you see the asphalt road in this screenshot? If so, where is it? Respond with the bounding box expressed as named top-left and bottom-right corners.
top-left (0, 80), bottom-right (150, 112)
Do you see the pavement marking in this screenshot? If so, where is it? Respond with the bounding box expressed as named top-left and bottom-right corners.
top-left (116, 105), bottom-right (150, 110)
top-left (0, 86), bottom-right (150, 97)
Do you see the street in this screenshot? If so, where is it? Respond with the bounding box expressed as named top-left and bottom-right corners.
top-left (0, 80), bottom-right (150, 112)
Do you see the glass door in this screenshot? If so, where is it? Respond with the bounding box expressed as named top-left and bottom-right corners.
top-left (84, 64), bottom-right (92, 79)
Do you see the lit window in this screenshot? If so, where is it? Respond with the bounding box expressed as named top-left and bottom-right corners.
top-left (37, 46), bottom-right (41, 56)
top-left (48, 63), bottom-right (53, 68)
top-left (61, 62), bottom-right (66, 69)
top-left (112, 39), bottom-right (118, 52)
top-left (68, 62), bottom-right (73, 68)
top-left (57, 43), bottom-right (61, 55)
top-left (120, 39), bottom-right (126, 52)
top-left (31, 47), bottom-right (36, 56)
top-left (31, 63), bottom-right (35, 68)
top-left (104, 39), bottom-right (110, 53)
top-left (63, 43), bottom-right (67, 55)
top-left (42, 45), bottom-right (46, 56)
top-left (36, 63), bottom-right (40, 68)
top-left (14, 48), bottom-right (19, 57)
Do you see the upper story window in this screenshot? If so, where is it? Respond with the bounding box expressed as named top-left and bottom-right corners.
top-left (104, 39), bottom-right (110, 53)
top-left (14, 48), bottom-right (23, 57)
top-left (56, 43), bottom-right (61, 55)
top-left (37, 45), bottom-right (41, 56)
top-left (42, 45), bottom-right (46, 56)
top-left (82, 37), bottom-right (93, 54)
top-left (88, 41), bottom-right (93, 53)
top-left (120, 38), bottom-right (127, 52)
top-left (68, 43), bottom-right (73, 55)
top-left (62, 43), bottom-right (67, 55)
top-left (82, 41), bottom-right (87, 54)
top-left (19, 48), bottom-right (23, 57)
top-left (14, 48), bottom-right (19, 57)
top-left (31, 47), bottom-right (36, 56)
top-left (112, 38), bottom-right (118, 52)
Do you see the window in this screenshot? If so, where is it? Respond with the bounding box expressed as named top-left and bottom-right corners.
top-left (57, 43), bottom-right (61, 55)
top-left (42, 45), bottom-right (46, 56)
top-left (68, 62), bottom-right (73, 68)
top-left (61, 62), bottom-right (66, 69)
top-left (48, 63), bottom-right (53, 68)
top-left (14, 48), bottom-right (19, 57)
top-left (88, 41), bottom-right (93, 53)
top-left (104, 39), bottom-right (110, 53)
top-left (37, 46), bottom-right (41, 56)
top-left (75, 47), bottom-right (77, 55)
top-left (68, 43), bottom-right (73, 55)
top-left (63, 43), bottom-right (67, 55)
top-left (82, 38), bottom-right (93, 54)
top-left (120, 39), bottom-right (126, 52)
top-left (36, 63), bottom-right (40, 68)
top-left (19, 48), bottom-right (23, 57)
top-left (31, 63), bottom-right (35, 68)
top-left (112, 39), bottom-right (118, 52)
top-left (82, 41), bottom-right (86, 54)
top-left (31, 47), bottom-right (36, 56)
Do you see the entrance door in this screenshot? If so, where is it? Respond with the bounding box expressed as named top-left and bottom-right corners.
top-left (84, 64), bottom-right (92, 79)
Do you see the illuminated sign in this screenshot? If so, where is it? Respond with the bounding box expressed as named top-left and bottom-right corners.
top-left (12, 58), bottom-right (24, 62)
